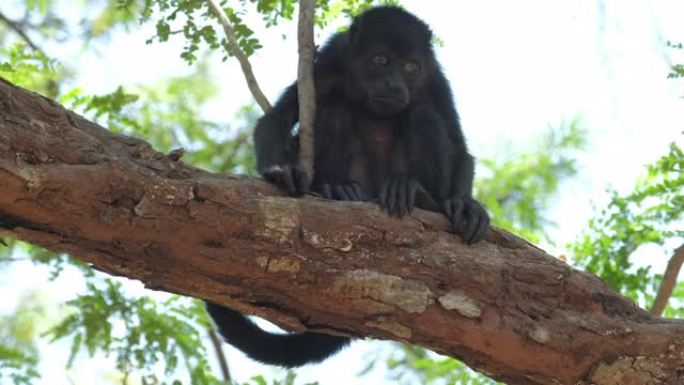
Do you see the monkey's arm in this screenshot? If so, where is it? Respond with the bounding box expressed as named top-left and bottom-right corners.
top-left (399, 103), bottom-right (489, 243)
top-left (443, 153), bottom-right (489, 244)
top-left (253, 84), bottom-right (311, 195)
top-left (254, 84), bottom-right (298, 171)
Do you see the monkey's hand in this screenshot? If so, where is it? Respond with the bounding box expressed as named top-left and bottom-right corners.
top-left (262, 164), bottom-right (311, 197)
top-left (441, 197), bottom-right (489, 244)
top-left (380, 174), bottom-right (426, 217)
top-left (321, 181), bottom-right (367, 201)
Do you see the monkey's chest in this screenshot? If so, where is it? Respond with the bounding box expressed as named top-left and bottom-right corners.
top-left (347, 131), bottom-right (398, 198)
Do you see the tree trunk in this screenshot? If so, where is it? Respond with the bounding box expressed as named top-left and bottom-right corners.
top-left (0, 78), bottom-right (683, 385)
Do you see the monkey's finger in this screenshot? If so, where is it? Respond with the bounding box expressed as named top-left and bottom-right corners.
top-left (322, 184), bottom-right (334, 200)
top-left (266, 169), bottom-right (296, 196)
top-left (382, 179), bottom-right (395, 212)
top-left (386, 178), bottom-right (396, 214)
top-left (262, 170), bottom-right (280, 186)
top-left (282, 166), bottom-right (300, 196)
top-left (469, 209), bottom-right (490, 244)
top-left (343, 184), bottom-right (359, 201)
top-left (448, 198), bottom-right (465, 233)
top-left (386, 178), bottom-right (399, 216)
top-left (379, 179), bottom-right (390, 211)
top-left (351, 183), bottom-right (367, 201)
top-left (384, 178), bottom-right (394, 214)
top-left (292, 167), bottom-right (311, 195)
top-left (397, 177), bottom-right (408, 217)
top-left (467, 203), bottom-right (490, 244)
top-left (285, 167), bottom-right (299, 193)
top-left (461, 201), bottom-right (483, 243)
top-left (461, 218), bottom-right (479, 244)
top-left (407, 179), bottom-right (419, 213)
top-left (334, 185), bottom-right (351, 201)
top-left (441, 199), bottom-right (454, 219)
top-left (416, 187), bottom-right (440, 212)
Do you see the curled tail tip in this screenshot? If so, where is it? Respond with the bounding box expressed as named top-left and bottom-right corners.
top-left (205, 301), bottom-right (351, 367)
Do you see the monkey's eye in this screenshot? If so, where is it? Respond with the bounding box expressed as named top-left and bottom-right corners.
top-left (372, 54), bottom-right (389, 67)
top-left (403, 61), bottom-right (420, 73)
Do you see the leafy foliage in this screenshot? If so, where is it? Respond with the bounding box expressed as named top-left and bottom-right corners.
top-left (244, 372), bottom-right (318, 385)
top-left (572, 143), bottom-right (684, 306)
top-left (477, 119), bottom-right (587, 243)
top-left (45, 279), bottom-right (223, 385)
top-left (0, 345), bottom-right (38, 385)
top-left (667, 41), bottom-right (684, 79)
top-left (57, 58), bottom-right (257, 174)
top-left (379, 346), bottom-right (500, 385)
top-left (110, 0), bottom-right (399, 64)
top-left (0, 44), bottom-right (60, 98)
top-left (0, 294), bottom-right (44, 385)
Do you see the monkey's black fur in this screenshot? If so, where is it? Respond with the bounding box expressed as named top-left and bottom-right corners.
top-left (208, 6), bottom-right (489, 368)
top-left (205, 303), bottom-right (349, 367)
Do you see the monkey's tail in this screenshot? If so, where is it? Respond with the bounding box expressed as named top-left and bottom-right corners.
top-left (205, 302), bottom-right (350, 368)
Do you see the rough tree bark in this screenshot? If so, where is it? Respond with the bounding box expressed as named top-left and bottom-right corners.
top-left (1, 78), bottom-right (684, 385)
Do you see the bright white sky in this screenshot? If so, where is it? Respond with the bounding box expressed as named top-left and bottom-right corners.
top-left (2, 1), bottom-right (684, 384)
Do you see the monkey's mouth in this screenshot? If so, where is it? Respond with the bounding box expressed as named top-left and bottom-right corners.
top-left (368, 96), bottom-right (408, 114)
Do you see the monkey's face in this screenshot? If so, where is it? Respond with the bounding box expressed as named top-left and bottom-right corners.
top-left (344, 8), bottom-right (434, 116)
top-left (351, 50), bottom-right (425, 116)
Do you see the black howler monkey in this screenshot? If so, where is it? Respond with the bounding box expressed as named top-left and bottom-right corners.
top-left (206, 6), bottom-right (489, 368)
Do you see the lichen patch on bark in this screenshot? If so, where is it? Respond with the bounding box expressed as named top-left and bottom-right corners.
top-left (588, 356), bottom-right (669, 385)
top-left (331, 269), bottom-right (433, 313)
top-left (528, 326), bottom-right (550, 344)
top-left (256, 197), bottom-right (299, 244)
top-left (438, 290), bottom-right (482, 318)
top-left (301, 228), bottom-right (355, 251)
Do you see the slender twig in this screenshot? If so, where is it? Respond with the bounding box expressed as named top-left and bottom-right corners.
top-left (651, 244), bottom-right (684, 316)
top-left (296, 0), bottom-right (316, 177)
top-left (206, 0), bottom-right (271, 113)
top-left (208, 327), bottom-right (232, 384)
top-left (0, 11), bottom-right (46, 57)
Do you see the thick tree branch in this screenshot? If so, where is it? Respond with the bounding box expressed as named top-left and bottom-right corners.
top-left (2, 78), bottom-right (684, 385)
top-left (206, 0), bottom-right (272, 112)
top-left (296, 0), bottom-right (316, 177)
top-left (651, 244), bottom-right (684, 316)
